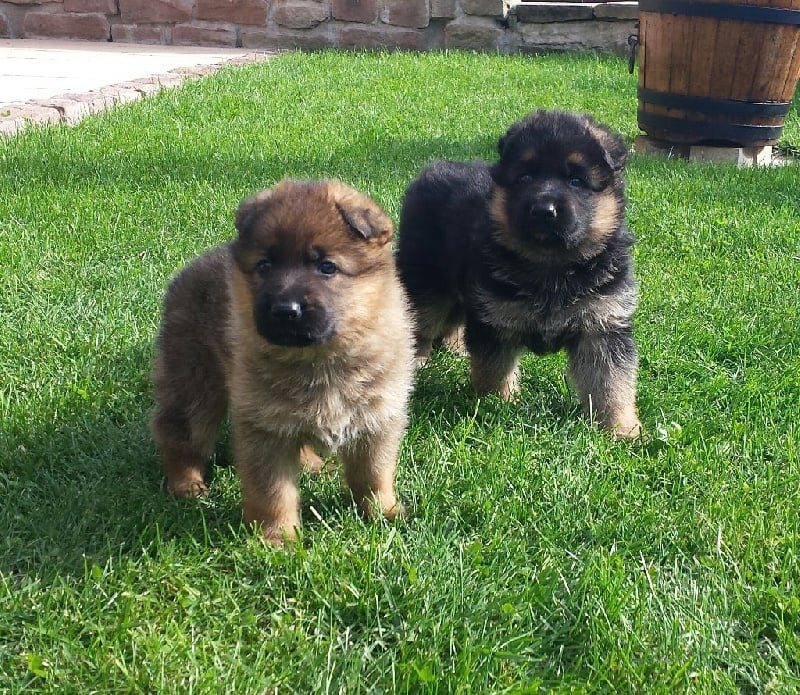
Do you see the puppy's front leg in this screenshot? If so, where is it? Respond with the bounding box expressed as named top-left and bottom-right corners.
top-left (465, 320), bottom-right (522, 401)
top-left (340, 423), bottom-right (406, 522)
top-left (234, 424), bottom-right (302, 545)
top-left (567, 331), bottom-right (641, 438)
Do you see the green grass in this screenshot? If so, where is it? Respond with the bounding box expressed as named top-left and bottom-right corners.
top-left (1, 50), bottom-right (799, 693)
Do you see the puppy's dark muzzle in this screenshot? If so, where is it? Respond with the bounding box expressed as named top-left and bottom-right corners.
top-left (271, 301), bottom-right (303, 322)
top-left (524, 198), bottom-right (568, 242)
top-left (529, 202), bottom-right (558, 222)
top-left (254, 298), bottom-right (336, 347)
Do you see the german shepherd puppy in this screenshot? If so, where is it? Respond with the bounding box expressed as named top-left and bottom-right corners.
top-left (396, 110), bottom-right (641, 438)
top-left (151, 180), bottom-right (415, 544)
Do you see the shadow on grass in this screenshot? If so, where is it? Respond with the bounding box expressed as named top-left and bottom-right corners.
top-left (2, 131), bottom-right (499, 202)
top-left (408, 347), bottom-right (579, 434)
top-left (0, 341), bottom-right (577, 582)
top-left (0, 344), bottom-right (230, 579)
top-left (2, 339), bottom-right (450, 581)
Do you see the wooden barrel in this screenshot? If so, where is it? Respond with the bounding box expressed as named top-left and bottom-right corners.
top-left (637, 0), bottom-right (800, 146)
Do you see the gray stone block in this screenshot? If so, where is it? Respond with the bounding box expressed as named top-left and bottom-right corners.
top-left (520, 19), bottom-right (635, 55)
top-left (445, 15), bottom-right (503, 51)
top-left (515, 3), bottom-right (594, 23)
top-left (593, 2), bottom-right (639, 20)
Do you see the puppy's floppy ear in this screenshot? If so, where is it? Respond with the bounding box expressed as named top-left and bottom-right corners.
top-left (493, 121), bottom-right (525, 186)
top-left (496, 122), bottom-right (522, 159)
top-left (585, 118), bottom-right (629, 172)
top-left (490, 161), bottom-right (511, 187)
top-left (329, 181), bottom-right (394, 246)
top-left (497, 109), bottom-right (543, 159)
top-left (497, 132), bottom-right (509, 158)
top-left (235, 187), bottom-right (277, 237)
top-left (336, 203), bottom-right (394, 245)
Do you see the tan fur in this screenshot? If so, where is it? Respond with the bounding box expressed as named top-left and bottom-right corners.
top-left (490, 187), bottom-right (622, 264)
top-left (585, 191), bottom-right (620, 258)
top-left (151, 180), bottom-right (415, 544)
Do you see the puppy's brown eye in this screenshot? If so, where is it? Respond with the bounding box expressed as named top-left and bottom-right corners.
top-left (569, 176), bottom-right (586, 188)
top-left (318, 260), bottom-right (337, 276)
top-left (519, 174), bottom-right (534, 184)
top-left (255, 259), bottom-right (272, 275)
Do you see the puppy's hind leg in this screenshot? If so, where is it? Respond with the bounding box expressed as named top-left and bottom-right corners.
top-left (300, 444), bottom-right (325, 473)
top-left (411, 300), bottom-right (461, 367)
top-left (151, 389), bottom-right (227, 498)
top-left (441, 325), bottom-right (468, 357)
top-left (151, 343), bottom-right (228, 498)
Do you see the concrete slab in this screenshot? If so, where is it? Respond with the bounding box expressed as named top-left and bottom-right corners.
top-left (0, 39), bottom-right (252, 104)
top-left (0, 39), bottom-right (276, 136)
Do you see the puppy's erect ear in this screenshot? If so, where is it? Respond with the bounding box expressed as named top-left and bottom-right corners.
top-left (330, 182), bottom-right (394, 246)
top-left (235, 187), bottom-right (276, 237)
top-left (586, 118), bottom-right (629, 172)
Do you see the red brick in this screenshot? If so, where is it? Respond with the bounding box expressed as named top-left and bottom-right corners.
top-left (32, 96), bottom-right (98, 123)
top-left (98, 85), bottom-right (146, 104)
top-left (338, 24), bottom-right (424, 51)
top-left (24, 12), bottom-right (110, 40)
top-left (170, 64), bottom-right (224, 77)
top-left (196, 0), bottom-right (267, 26)
top-left (119, 0), bottom-right (192, 23)
top-left (331, 0), bottom-right (376, 24)
top-left (64, 0), bottom-right (117, 13)
top-left (143, 73), bottom-right (185, 87)
top-left (111, 22), bottom-right (166, 43)
top-left (172, 23), bottom-right (237, 46)
top-left (105, 78), bottom-right (164, 95)
top-left (381, 0), bottom-right (428, 28)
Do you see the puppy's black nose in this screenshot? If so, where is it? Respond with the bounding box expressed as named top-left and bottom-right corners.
top-left (531, 202), bottom-right (558, 220)
top-left (271, 301), bottom-right (303, 321)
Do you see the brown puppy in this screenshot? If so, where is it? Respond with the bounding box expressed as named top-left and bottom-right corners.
top-left (151, 180), bottom-right (415, 544)
top-left (397, 110), bottom-right (641, 438)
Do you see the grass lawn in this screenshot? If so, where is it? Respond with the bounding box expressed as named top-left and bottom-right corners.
top-left (1, 50), bottom-right (798, 693)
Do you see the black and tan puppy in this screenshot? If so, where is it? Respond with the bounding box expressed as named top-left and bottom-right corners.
top-left (151, 180), bottom-right (415, 544)
top-left (396, 110), bottom-right (641, 438)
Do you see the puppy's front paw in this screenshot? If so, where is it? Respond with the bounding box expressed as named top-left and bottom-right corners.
top-left (498, 370), bottom-right (521, 402)
top-left (300, 445), bottom-right (326, 473)
top-left (359, 493), bottom-right (406, 522)
top-left (609, 416), bottom-right (642, 440)
top-left (382, 500), bottom-right (407, 522)
top-left (165, 472), bottom-right (208, 498)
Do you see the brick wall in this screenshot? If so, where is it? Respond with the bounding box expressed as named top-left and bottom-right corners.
top-left (0, 0), bottom-right (638, 55)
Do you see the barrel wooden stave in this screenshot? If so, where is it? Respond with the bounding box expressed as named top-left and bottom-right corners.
top-left (638, 0), bottom-right (800, 146)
